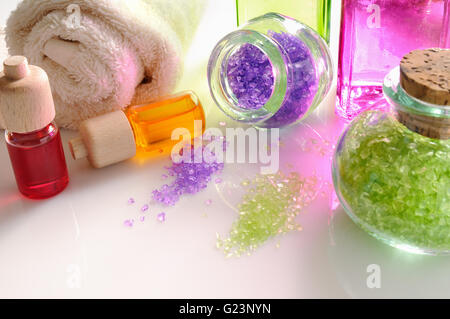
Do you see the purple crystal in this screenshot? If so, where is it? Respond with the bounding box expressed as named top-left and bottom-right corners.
top-left (152, 145), bottom-right (224, 207)
top-left (157, 213), bottom-right (166, 223)
top-left (127, 198), bottom-right (135, 205)
top-left (227, 44), bottom-right (274, 110)
top-left (265, 31), bottom-right (317, 127)
top-left (226, 31), bottom-right (317, 127)
top-left (123, 219), bottom-right (134, 228)
top-left (141, 204), bottom-right (149, 212)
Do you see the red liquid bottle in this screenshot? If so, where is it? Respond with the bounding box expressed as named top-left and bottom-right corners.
top-left (0, 56), bottom-right (69, 199)
top-left (6, 123), bottom-right (68, 199)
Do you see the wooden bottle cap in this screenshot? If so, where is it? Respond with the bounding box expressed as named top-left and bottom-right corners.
top-left (4, 56), bottom-right (30, 80)
top-left (398, 49), bottom-right (450, 139)
top-left (0, 56), bottom-right (55, 133)
top-left (69, 110), bottom-right (137, 168)
top-left (400, 48), bottom-right (449, 105)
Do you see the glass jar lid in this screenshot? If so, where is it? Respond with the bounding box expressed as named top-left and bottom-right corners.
top-left (383, 67), bottom-right (450, 140)
top-left (384, 67), bottom-right (450, 119)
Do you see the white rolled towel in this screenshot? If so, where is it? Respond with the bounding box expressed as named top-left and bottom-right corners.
top-left (5, 0), bottom-right (206, 129)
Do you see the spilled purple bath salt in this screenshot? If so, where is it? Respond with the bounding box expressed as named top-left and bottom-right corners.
top-left (124, 219), bottom-right (134, 228)
top-left (227, 31), bottom-right (317, 127)
top-left (157, 213), bottom-right (166, 223)
top-left (205, 199), bottom-right (213, 206)
top-left (152, 145), bottom-right (224, 206)
top-left (227, 44), bottom-right (274, 110)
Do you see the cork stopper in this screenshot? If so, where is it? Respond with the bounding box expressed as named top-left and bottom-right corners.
top-left (400, 48), bottom-right (449, 105)
top-left (0, 56), bottom-right (56, 133)
top-left (69, 110), bottom-right (137, 168)
top-left (398, 49), bottom-right (450, 139)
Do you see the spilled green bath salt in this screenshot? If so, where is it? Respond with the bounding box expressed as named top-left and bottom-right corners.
top-left (336, 111), bottom-right (450, 252)
top-left (217, 171), bottom-right (319, 257)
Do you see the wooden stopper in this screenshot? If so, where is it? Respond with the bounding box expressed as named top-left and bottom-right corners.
top-left (398, 49), bottom-right (450, 139)
top-left (0, 56), bottom-right (56, 133)
top-left (69, 137), bottom-right (88, 160)
top-left (4, 56), bottom-right (30, 80)
top-left (69, 110), bottom-right (137, 168)
top-left (395, 110), bottom-right (450, 140)
top-left (401, 48), bottom-right (450, 105)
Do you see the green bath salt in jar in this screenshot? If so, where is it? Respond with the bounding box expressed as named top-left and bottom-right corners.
top-left (333, 49), bottom-right (450, 255)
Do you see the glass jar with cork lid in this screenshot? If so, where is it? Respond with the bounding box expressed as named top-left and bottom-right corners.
top-left (333, 48), bottom-right (450, 255)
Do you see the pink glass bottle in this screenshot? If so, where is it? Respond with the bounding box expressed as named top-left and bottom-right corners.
top-left (337, 0), bottom-right (450, 120)
top-left (0, 56), bottom-right (69, 199)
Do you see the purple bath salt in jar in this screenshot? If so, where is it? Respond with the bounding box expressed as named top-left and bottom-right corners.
top-left (207, 13), bottom-right (333, 128)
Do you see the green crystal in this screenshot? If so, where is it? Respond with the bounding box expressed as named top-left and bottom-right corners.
top-left (335, 111), bottom-right (450, 252)
top-left (218, 171), bottom-right (318, 257)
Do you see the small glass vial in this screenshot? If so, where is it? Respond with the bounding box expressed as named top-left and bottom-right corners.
top-left (337, 0), bottom-right (450, 120)
top-left (0, 56), bottom-right (69, 199)
top-left (208, 13), bottom-right (333, 128)
top-left (69, 91), bottom-right (205, 168)
top-left (333, 49), bottom-right (450, 255)
top-left (236, 0), bottom-right (332, 42)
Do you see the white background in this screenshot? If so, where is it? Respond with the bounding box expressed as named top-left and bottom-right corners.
top-left (1, 0), bottom-right (450, 299)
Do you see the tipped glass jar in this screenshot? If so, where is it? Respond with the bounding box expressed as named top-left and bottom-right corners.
top-left (333, 61), bottom-right (450, 255)
top-left (208, 13), bottom-right (333, 128)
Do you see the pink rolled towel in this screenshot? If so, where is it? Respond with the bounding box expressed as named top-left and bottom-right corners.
top-left (4, 0), bottom-right (206, 129)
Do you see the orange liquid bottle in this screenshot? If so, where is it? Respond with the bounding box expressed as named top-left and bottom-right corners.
top-left (69, 91), bottom-right (205, 168)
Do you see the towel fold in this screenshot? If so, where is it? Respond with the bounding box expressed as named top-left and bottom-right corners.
top-left (5, 0), bottom-right (206, 129)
